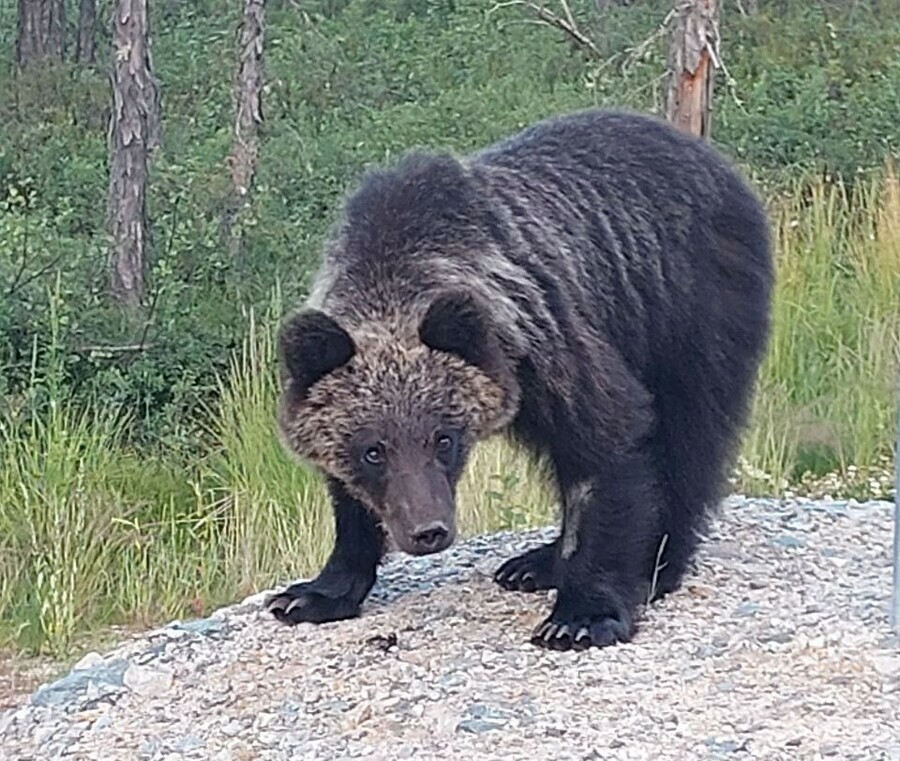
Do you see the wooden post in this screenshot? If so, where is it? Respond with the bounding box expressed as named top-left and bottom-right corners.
top-left (665, 0), bottom-right (720, 139)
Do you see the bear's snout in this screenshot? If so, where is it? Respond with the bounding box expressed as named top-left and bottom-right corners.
top-left (409, 520), bottom-right (452, 554)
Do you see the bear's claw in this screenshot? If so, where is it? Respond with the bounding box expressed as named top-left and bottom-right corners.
top-left (530, 583), bottom-right (636, 652)
top-left (493, 542), bottom-right (557, 593)
top-left (531, 614), bottom-right (633, 651)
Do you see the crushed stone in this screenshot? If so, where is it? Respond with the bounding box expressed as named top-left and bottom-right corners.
top-left (1, 496), bottom-right (899, 760)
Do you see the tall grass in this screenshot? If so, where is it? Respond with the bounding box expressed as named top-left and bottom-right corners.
top-left (0, 400), bottom-right (132, 655)
top-left (737, 164), bottom-right (900, 496)
top-left (196, 293), bottom-right (332, 597)
top-left (0, 167), bottom-right (897, 657)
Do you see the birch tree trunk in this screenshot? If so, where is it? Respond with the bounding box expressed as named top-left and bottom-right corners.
top-left (222, 0), bottom-right (266, 258)
top-left (665, 0), bottom-right (721, 139)
top-left (15, 0), bottom-right (66, 69)
top-left (107, 0), bottom-right (161, 307)
top-left (76, 0), bottom-right (97, 64)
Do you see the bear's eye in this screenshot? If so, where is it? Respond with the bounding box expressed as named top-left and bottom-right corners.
top-left (362, 444), bottom-right (385, 467)
top-left (434, 431), bottom-right (459, 465)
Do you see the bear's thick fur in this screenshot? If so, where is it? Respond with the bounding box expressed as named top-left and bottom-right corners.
top-left (267, 108), bottom-right (773, 651)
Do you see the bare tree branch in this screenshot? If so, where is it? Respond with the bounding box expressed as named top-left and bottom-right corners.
top-left (490, 1), bottom-right (604, 59)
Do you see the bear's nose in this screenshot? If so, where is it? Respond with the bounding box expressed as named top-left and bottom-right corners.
top-left (410, 521), bottom-right (450, 554)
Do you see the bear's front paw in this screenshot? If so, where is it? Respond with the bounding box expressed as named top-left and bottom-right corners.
top-left (266, 581), bottom-right (363, 625)
top-left (494, 541), bottom-right (557, 593)
top-left (530, 590), bottom-right (635, 651)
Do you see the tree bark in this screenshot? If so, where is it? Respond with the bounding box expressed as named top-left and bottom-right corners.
top-left (107, 0), bottom-right (161, 308)
top-left (222, 0), bottom-right (266, 258)
top-left (76, 0), bottom-right (97, 64)
top-left (665, 0), bottom-right (720, 140)
top-left (15, 0), bottom-right (66, 69)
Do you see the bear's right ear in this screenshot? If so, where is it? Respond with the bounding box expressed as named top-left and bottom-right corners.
top-left (418, 290), bottom-right (500, 374)
top-left (278, 310), bottom-right (356, 395)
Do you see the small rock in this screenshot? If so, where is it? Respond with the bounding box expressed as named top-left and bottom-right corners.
top-left (169, 618), bottom-right (227, 637)
top-left (438, 672), bottom-right (467, 689)
top-left (170, 735), bottom-right (204, 752)
top-left (706, 541), bottom-right (742, 559)
top-left (202, 689), bottom-right (232, 709)
top-left (139, 739), bottom-right (160, 756)
top-left (704, 737), bottom-right (746, 753)
top-left (221, 719), bottom-right (244, 737)
top-left (277, 699), bottom-right (300, 717)
top-left (480, 649), bottom-right (501, 665)
top-left (90, 714), bottom-right (113, 731)
top-left (758, 631), bottom-right (793, 645)
top-left (33, 724), bottom-right (56, 746)
top-left (257, 730), bottom-right (284, 748)
top-left (734, 601), bottom-right (760, 617)
top-left (772, 534), bottom-right (805, 549)
top-left (123, 664), bottom-right (174, 697)
top-left (457, 718), bottom-right (504, 733)
top-left (72, 652), bottom-right (105, 671)
top-left (870, 654), bottom-right (900, 677)
top-left (31, 658), bottom-right (128, 708)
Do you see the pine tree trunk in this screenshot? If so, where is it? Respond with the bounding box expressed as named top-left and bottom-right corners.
top-left (15, 0), bottom-right (66, 69)
top-left (76, 0), bottom-right (97, 64)
top-left (107, 0), bottom-right (161, 308)
top-left (665, 0), bottom-right (720, 139)
top-left (221, 0), bottom-right (266, 258)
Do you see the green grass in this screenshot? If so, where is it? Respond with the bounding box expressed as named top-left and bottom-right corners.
top-left (1, 166), bottom-right (897, 657)
top-left (736, 163), bottom-right (900, 498)
top-left (195, 292), bottom-right (333, 597)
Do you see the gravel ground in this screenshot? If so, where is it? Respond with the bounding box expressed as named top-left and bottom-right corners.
top-left (2, 496), bottom-right (899, 760)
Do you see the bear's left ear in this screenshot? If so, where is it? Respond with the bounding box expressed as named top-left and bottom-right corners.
top-left (279, 309), bottom-right (356, 396)
top-left (418, 291), bottom-right (501, 374)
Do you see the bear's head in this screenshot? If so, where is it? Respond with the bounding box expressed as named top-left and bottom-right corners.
top-left (277, 290), bottom-right (521, 555)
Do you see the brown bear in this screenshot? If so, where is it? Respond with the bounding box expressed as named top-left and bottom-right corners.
top-left (266, 108), bottom-right (774, 651)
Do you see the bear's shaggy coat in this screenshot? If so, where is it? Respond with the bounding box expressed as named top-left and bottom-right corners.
top-left (268, 109), bottom-right (773, 651)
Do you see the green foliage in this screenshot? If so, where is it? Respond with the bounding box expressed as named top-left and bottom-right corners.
top-left (713, 1), bottom-right (900, 180)
top-left (193, 290), bottom-right (333, 597)
top-left (1, 0), bottom-right (898, 441)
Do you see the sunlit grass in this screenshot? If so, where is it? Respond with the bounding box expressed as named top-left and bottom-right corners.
top-left (736, 162), bottom-right (900, 496)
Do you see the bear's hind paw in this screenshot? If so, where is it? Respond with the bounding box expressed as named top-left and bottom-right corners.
top-left (530, 589), bottom-right (636, 651)
top-left (531, 615), bottom-right (633, 651)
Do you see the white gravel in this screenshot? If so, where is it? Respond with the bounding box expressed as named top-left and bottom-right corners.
top-left (1, 496), bottom-right (899, 760)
